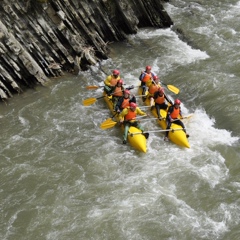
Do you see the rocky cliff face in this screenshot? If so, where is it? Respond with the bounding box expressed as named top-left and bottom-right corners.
top-left (0, 0), bottom-right (172, 102)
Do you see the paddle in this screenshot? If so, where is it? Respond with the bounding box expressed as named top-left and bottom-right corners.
top-left (180, 114), bottom-right (193, 120)
top-left (86, 84), bottom-right (134, 90)
top-left (82, 95), bottom-right (107, 106)
top-left (100, 114), bottom-right (193, 128)
top-left (163, 115), bottom-right (193, 123)
top-left (160, 82), bottom-right (180, 94)
top-left (128, 114), bottom-right (193, 122)
top-left (83, 83), bottom-right (137, 106)
top-left (100, 114), bottom-right (149, 130)
top-left (103, 112), bottom-right (119, 123)
top-left (129, 128), bottom-right (184, 136)
top-left (86, 85), bottom-right (104, 90)
top-left (100, 119), bottom-right (119, 129)
top-left (83, 93), bottom-right (146, 106)
top-left (83, 87), bottom-right (127, 106)
top-left (138, 117), bottom-right (165, 121)
top-left (86, 83), bottom-right (179, 94)
top-left (100, 114), bottom-right (162, 130)
top-left (99, 115), bottom-right (192, 131)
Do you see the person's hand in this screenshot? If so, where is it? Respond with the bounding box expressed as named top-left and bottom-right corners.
top-left (126, 85), bottom-right (134, 90)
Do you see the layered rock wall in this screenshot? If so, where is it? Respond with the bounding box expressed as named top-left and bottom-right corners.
top-left (0, 0), bottom-right (172, 102)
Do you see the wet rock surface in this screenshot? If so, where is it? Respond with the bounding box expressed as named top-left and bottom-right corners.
top-left (0, 0), bottom-right (172, 102)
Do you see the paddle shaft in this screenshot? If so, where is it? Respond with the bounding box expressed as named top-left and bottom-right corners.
top-left (129, 128), bottom-right (184, 136)
top-left (83, 88), bottom-right (124, 106)
top-left (138, 116), bottom-right (192, 122)
top-left (87, 84), bottom-right (127, 90)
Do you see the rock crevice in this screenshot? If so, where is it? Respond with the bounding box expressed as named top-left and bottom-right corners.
top-left (0, 0), bottom-right (172, 102)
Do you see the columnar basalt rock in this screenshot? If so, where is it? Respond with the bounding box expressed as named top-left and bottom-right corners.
top-left (0, 0), bottom-right (172, 102)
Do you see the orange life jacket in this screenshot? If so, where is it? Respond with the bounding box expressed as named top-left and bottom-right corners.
top-left (142, 72), bottom-right (154, 83)
top-left (121, 98), bottom-right (130, 109)
top-left (124, 108), bottom-right (137, 121)
top-left (113, 86), bottom-right (123, 97)
top-left (170, 106), bottom-right (180, 119)
top-left (155, 94), bottom-right (165, 104)
top-left (110, 76), bottom-right (119, 86)
top-left (149, 84), bottom-right (160, 94)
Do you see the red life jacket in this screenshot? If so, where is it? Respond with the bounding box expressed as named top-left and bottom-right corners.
top-left (149, 84), bottom-right (160, 94)
top-left (113, 86), bottom-right (123, 97)
top-left (110, 76), bottom-right (119, 86)
top-left (124, 108), bottom-right (137, 121)
top-left (155, 94), bottom-right (165, 104)
top-left (142, 72), bottom-right (154, 83)
top-left (170, 106), bottom-right (180, 119)
top-left (121, 98), bottom-right (130, 109)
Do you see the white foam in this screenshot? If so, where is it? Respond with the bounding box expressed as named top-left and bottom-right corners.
top-left (135, 28), bottom-right (209, 72)
top-left (18, 116), bottom-right (29, 127)
top-left (188, 109), bottom-right (239, 147)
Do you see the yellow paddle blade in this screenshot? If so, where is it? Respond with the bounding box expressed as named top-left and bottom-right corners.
top-left (82, 98), bottom-right (97, 106)
top-left (181, 114), bottom-right (193, 120)
top-left (100, 119), bottom-right (117, 129)
top-left (104, 118), bottom-right (113, 122)
top-left (167, 85), bottom-right (180, 94)
top-left (86, 85), bottom-right (100, 90)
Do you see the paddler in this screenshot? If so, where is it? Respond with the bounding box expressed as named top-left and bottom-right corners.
top-left (164, 99), bottom-right (189, 141)
top-left (104, 69), bottom-right (120, 95)
top-left (146, 75), bottom-right (162, 110)
top-left (111, 79), bottom-right (125, 109)
top-left (115, 89), bottom-right (136, 113)
top-left (139, 65), bottom-right (156, 101)
top-left (119, 102), bottom-right (149, 144)
top-left (153, 87), bottom-right (173, 119)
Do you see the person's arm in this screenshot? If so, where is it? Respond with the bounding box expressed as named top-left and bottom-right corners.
top-left (167, 106), bottom-right (173, 121)
top-left (139, 72), bottom-right (146, 81)
top-left (129, 96), bottom-right (136, 103)
top-left (104, 75), bottom-right (112, 86)
top-left (136, 107), bottom-right (147, 116)
top-left (126, 85), bottom-right (134, 90)
top-left (115, 97), bottom-right (123, 112)
top-left (153, 91), bottom-right (158, 100)
top-left (119, 108), bottom-right (128, 122)
top-left (179, 107), bottom-right (183, 118)
top-left (111, 86), bottom-right (116, 94)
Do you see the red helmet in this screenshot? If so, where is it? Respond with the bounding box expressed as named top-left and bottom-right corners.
top-left (158, 87), bottom-right (164, 94)
top-left (117, 79), bottom-right (124, 85)
top-left (124, 89), bottom-right (130, 95)
top-left (174, 99), bottom-right (181, 105)
top-left (146, 65), bottom-right (151, 71)
top-left (153, 75), bottom-right (159, 80)
top-left (112, 69), bottom-right (120, 75)
top-left (130, 102), bottom-right (137, 108)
